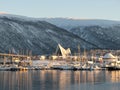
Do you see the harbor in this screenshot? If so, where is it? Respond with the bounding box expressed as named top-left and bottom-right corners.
top-left (0, 0), bottom-right (120, 90)
top-left (0, 44), bottom-right (120, 71)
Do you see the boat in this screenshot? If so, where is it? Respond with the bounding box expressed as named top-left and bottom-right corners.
top-left (59, 64), bottom-right (75, 70)
top-left (93, 65), bottom-right (103, 70)
top-left (0, 66), bottom-right (11, 71)
top-left (107, 61), bottom-right (120, 70)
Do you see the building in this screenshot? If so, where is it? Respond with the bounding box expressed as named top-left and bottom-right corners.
top-left (103, 53), bottom-right (118, 67)
top-left (51, 44), bottom-right (71, 60)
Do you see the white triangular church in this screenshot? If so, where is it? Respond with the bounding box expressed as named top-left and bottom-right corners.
top-left (55, 44), bottom-right (71, 58)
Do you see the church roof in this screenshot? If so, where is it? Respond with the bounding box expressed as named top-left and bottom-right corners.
top-left (55, 44), bottom-right (71, 57)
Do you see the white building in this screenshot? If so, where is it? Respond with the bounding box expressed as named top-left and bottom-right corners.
top-left (103, 53), bottom-right (118, 67)
top-left (50, 44), bottom-right (71, 60)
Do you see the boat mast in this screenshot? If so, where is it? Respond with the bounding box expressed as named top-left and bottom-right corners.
top-left (78, 44), bottom-right (80, 61)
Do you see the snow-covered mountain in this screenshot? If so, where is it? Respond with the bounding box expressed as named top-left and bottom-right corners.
top-left (40, 18), bottom-right (120, 50)
top-left (70, 25), bottom-right (120, 49)
top-left (40, 18), bottom-right (120, 29)
top-left (0, 14), bottom-right (97, 55)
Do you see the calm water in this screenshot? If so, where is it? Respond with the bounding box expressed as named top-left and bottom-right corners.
top-left (0, 70), bottom-right (120, 90)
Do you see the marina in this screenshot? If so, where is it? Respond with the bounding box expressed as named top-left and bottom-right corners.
top-left (0, 45), bottom-right (120, 90)
top-left (0, 44), bottom-right (120, 71)
top-left (0, 0), bottom-right (120, 90)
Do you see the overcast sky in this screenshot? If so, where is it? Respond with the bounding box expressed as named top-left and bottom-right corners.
top-left (0, 0), bottom-right (120, 20)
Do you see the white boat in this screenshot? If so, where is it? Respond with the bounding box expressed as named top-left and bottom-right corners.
top-left (81, 64), bottom-right (93, 70)
top-left (0, 66), bottom-right (11, 71)
top-left (59, 64), bottom-right (75, 70)
top-left (93, 65), bottom-right (102, 70)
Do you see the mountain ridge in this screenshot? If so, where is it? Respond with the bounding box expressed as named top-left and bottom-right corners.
top-left (40, 18), bottom-right (120, 50)
top-left (0, 14), bottom-right (98, 55)
top-left (39, 18), bottom-right (120, 29)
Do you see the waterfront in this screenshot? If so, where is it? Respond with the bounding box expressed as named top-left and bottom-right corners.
top-left (0, 70), bottom-right (120, 90)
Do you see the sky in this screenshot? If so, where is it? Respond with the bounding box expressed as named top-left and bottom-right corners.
top-left (0, 0), bottom-right (120, 20)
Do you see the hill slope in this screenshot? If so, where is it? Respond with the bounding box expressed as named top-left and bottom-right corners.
top-left (0, 14), bottom-right (97, 55)
top-left (41, 18), bottom-right (120, 50)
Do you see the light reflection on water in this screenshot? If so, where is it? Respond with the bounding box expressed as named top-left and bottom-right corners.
top-left (0, 70), bottom-right (120, 90)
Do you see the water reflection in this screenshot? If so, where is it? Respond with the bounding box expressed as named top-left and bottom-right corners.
top-left (0, 70), bottom-right (120, 90)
